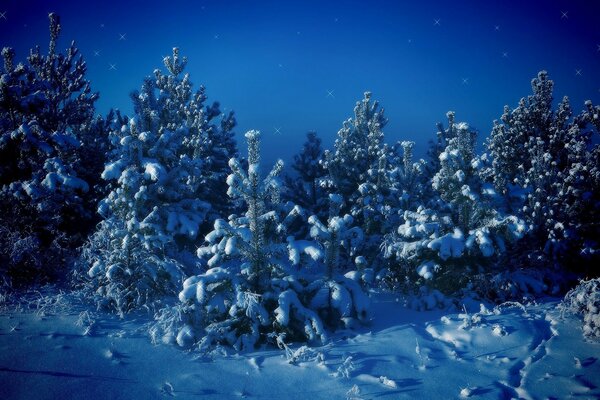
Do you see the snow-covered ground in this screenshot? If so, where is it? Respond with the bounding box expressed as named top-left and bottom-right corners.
top-left (1, 291), bottom-right (599, 400)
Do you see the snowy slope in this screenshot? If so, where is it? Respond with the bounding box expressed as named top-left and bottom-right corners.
top-left (1, 291), bottom-right (599, 400)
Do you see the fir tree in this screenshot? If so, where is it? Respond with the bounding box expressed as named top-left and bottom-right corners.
top-left (175, 130), bottom-right (320, 350)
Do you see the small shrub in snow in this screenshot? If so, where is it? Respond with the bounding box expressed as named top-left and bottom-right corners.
top-left (273, 334), bottom-right (324, 365)
top-left (335, 355), bottom-right (356, 378)
top-left (562, 279), bottom-right (600, 339)
top-left (379, 376), bottom-right (397, 389)
top-left (346, 384), bottom-right (363, 400)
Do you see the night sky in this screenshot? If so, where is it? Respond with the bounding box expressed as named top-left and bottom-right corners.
top-left (1, 0), bottom-right (599, 164)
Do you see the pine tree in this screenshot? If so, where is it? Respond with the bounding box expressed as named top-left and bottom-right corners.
top-left (167, 132), bottom-right (370, 350)
top-left (384, 113), bottom-right (526, 294)
top-left (81, 48), bottom-right (234, 313)
top-left (487, 71), bottom-right (600, 272)
top-left (304, 194), bottom-right (371, 328)
top-left (0, 13), bottom-right (98, 285)
top-left (175, 130), bottom-right (322, 350)
top-left (283, 131), bottom-right (327, 219)
top-left (324, 92), bottom-right (387, 201)
top-left (384, 140), bottom-right (429, 219)
top-left (322, 92), bottom-right (393, 268)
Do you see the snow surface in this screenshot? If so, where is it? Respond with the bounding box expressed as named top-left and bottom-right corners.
top-left (1, 291), bottom-right (599, 399)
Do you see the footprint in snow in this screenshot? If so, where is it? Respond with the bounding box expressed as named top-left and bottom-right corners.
top-left (248, 356), bottom-right (264, 370)
top-left (104, 348), bottom-right (129, 364)
top-left (161, 382), bottom-right (175, 397)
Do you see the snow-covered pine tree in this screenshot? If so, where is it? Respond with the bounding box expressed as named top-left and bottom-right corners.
top-left (175, 130), bottom-right (326, 350)
top-left (77, 109), bottom-right (126, 229)
top-left (82, 48), bottom-right (233, 313)
top-left (386, 140), bottom-right (429, 214)
top-left (432, 113), bottom-right (486, 232)
top-left (384, 113), bottom-right (526, 294)
top-left (303, 194), bottom-right (371, 328)
top-left (0, 13), bottom-right (99, 285)
top-left (486, 71), bottom-right (600, 272)
top-left (322, 92), bottom-right (394, 267)
top-left (283, 131), bottom-right (328, 220)
top-left (168, 131), bottom-right (371, 351)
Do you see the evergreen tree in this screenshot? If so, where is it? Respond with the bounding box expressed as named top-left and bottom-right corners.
top-left (322, 92), bottom-right (393, 266)
top-left (384, 113), bottom-right (525, 294)
top-left (175, 130), bottom-right (318, 350)
top-left (304, 194), bottom-right (371, 328)
top-left (487, 71), bottom-right (600, 272)
top-left (165, 131), bottom-right (370, 350)
top-left (0, 13), bottom-right (99, 285)
top-left (324, 92), bottom-right (387, 201)
top-left (81, 48), bottom-right (234, 313)
top-left (385, 140), bottom-right (429, 219)
top-left (283, 131), bottom-right (327, 219)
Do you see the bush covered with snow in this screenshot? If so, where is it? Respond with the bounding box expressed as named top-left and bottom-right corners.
top-left (562, 279), bottom-right (600, 339)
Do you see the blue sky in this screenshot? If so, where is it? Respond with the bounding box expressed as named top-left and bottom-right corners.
top-left (1, 0), bottom-right (599, 164)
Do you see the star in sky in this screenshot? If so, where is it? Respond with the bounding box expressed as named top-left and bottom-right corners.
top-left (274, 127), bottom-right (282, 135)
top-left (214, 34), bottom-right (219, 39)
top-left (0, 11), bottom-right (7, 20)
top-left (462, 78), bottom-right (469, 85)
top-left (94, 50), bottom-right (101, 57)
top-left (109, 63), bottom-right (117, 71)
top-left (575, 69), bottom-right (582, 76)
top-left (433, 19), bottom-right (441, 26)
top-left (561, 11), bottom-right (569, 19)
top-left (502, 51), bottom-right (509, 58)
top-left (119, 33), bottom-right (126, 41)
top-left (326, 89), bottom-right (335, 98)
top-left (494, 25), bottom-right (500, 31)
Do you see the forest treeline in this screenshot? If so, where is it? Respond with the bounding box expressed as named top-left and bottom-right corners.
top-left (1, 14), bottom-right (599, 347)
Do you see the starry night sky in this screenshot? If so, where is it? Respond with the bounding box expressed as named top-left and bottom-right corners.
top-left (1, 0), bottom-right (600, 164)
